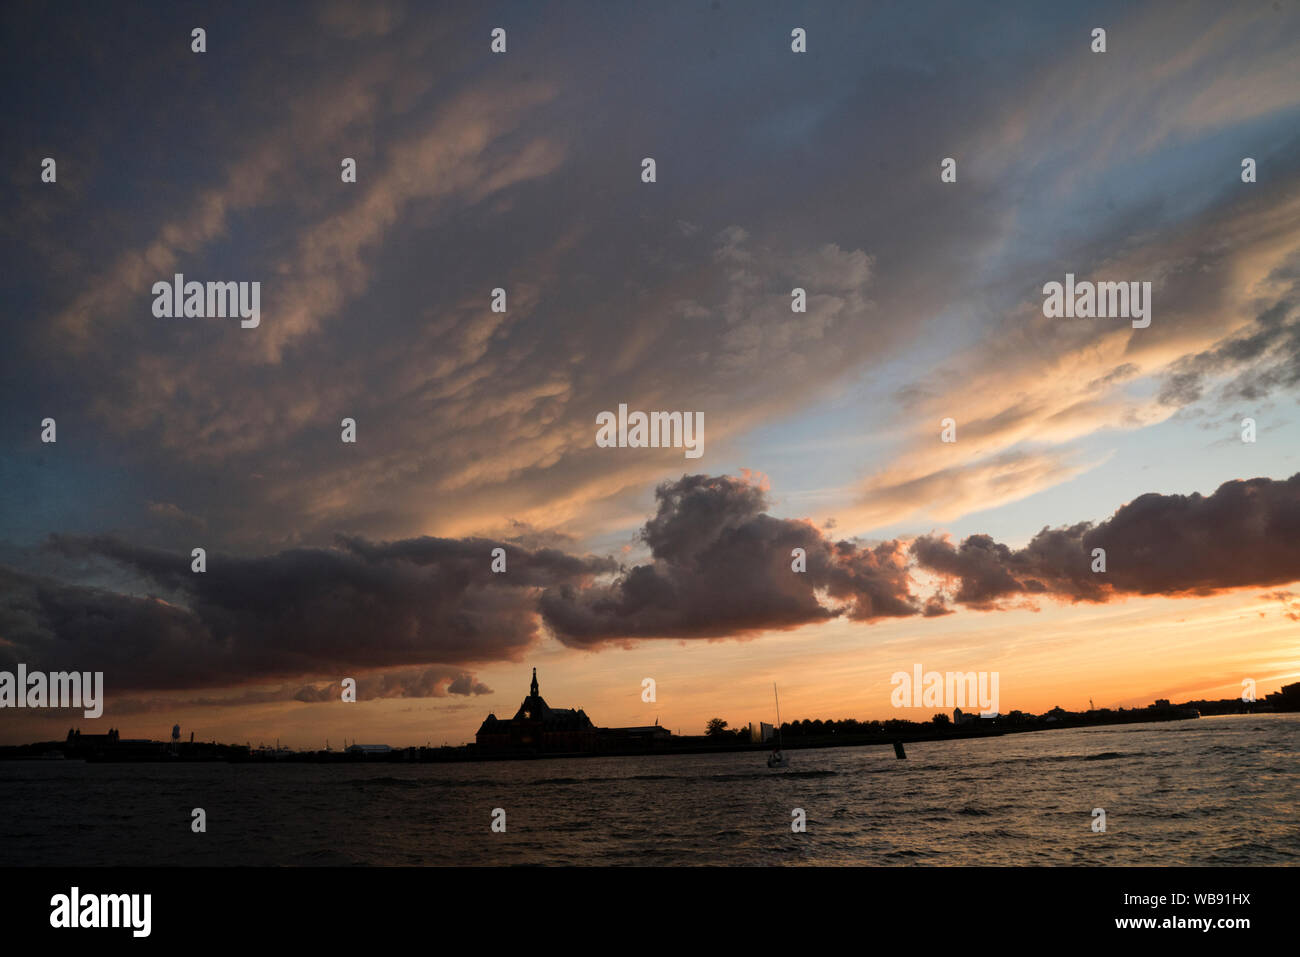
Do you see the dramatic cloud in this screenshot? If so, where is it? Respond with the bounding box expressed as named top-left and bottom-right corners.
top-left (292, 669), bottom-right (494, 703)
top-left (0, 535), bottom-right (614, 693)
top-left (6, 1), bottom-right (1300, 558)
top-left (1158, 274), bottom-right (1300, 407)
top-left (541, 470), bottom-right (1300, 639)
top-left (3, 2), bottom-right (1300, 742)
top-left (838, 184), bottom-right (1300, 535)
top-left (101, 666), bottom-right (492, 716)
top-left (540, 474), bottom-right (925, 644)
top-left (3, 472), bottom-right (1300, 694)
top-left (913, 473), bottom-right (1300, 608)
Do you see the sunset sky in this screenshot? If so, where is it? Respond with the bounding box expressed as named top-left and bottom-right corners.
top-left (2, 0), bottom-right (1299, 747)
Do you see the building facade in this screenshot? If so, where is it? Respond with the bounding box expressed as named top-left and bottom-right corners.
top-left (475, 669), bottom-right (599, 753)
top-left (475, 669), bottom-right (670, 754)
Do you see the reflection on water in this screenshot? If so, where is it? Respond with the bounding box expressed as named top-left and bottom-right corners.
top-left (2, 715), bottom-right (1296, 865)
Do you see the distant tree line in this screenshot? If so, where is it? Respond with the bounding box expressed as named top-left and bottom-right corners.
top-left (705, 716), bottom-right (976, 738)
top-left (700, 699), bottom-right (1275, 740)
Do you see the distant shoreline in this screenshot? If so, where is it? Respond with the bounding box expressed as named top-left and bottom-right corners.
top-left (4, 707), bottom-right (1290, 766)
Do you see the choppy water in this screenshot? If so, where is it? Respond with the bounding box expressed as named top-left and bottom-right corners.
top-left (2, 715), bottom-right (1296, 865)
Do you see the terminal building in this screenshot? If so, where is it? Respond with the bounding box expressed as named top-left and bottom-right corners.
top-left (475, 669), bottom-right (670, 754)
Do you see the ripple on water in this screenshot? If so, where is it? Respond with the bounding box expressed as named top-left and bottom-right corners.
top-left (1, 715), bottom-right (1296, 865)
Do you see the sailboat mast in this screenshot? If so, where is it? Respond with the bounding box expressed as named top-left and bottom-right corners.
top-left (774, 683), bottom-right (783, 748)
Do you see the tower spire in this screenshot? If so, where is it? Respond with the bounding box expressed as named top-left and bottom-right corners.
top-left (530, 667), bottom-right (538, 697)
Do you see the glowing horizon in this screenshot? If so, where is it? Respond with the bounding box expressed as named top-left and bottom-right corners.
top-left (4, 1), bottom-right (1300, 750)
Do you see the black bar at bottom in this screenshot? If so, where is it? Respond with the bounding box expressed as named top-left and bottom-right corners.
top-left (3, 865), bottom-right (1276, 945)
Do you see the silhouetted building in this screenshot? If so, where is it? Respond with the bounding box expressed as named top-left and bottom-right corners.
top-left (475, 669), bottom-right (669, 754)
top-left (66, 727), bottom-right (120, 746)
top-left (476, 668), bottom-right (598, 753)
top-left (64, 727), bottom-right (162, 760)
top-left (600, 722), bottom-right (671, 750)
top-left (1265, 682), bottom-right (1300, 712)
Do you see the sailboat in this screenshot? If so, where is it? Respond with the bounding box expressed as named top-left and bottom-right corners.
top-left (767, 683), bottom-right (789, 769)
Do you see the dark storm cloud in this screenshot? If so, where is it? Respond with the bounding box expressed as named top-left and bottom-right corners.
top-left (539, 469), bottom-right (1300, 641)
top-left (912, 473), bottom-right (1300, 607)
top-left (0, 534), bottom-right (611, 693)
top-left (292, 668), bottom-right (493, 702)
top-left (911, 533), bottom-right (1058, 608)
top-left (333, 534), bottom-right (612, 588)
top-left (3, 472), bottom-right (1300, 689)
top-left (1157, 277), bottom-right (1300, 407)
top-left (98, 666), bottom-right (492, 715)
top-left (539, 474), bottom-right (922, 645)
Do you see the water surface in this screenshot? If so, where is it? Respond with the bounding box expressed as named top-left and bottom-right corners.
top-left (2, 715), bottom-right (1295, 865)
